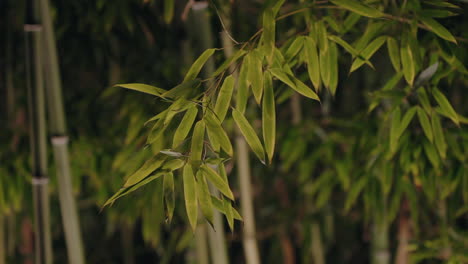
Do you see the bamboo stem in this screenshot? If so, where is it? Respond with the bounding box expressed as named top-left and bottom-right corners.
top-left (371, 202), bottom-right (390, 264)
top-left (25, 0), bottom-right (53, 262)
top-left (395, 199), bottom-right (410, 264)
top-left (194, 224), bottom-right (210, 264)
top-left (311, 222), bottom-right (325, 264)
top-left (38, 0), bottom-right (85, 263)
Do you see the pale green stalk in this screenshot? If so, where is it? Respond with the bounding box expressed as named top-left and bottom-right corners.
top-left (38, 0), bottom-right (85, 263)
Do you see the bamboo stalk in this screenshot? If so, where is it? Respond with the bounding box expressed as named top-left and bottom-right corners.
top-left (219, 5), bottom-right (261, 264)
top-left (194, 224), bottom-right (210, 264)
top-left (38, 0), bottom-right (85, 263)
top-left (371, 204), bottom-right (390, 264)
top-left (25, 0), bottom-right (53, 262)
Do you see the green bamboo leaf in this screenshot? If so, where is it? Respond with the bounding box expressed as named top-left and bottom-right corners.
top-left (232, 108), bottom-right (266, 163)
top-left (196, 170), bottom-right (214, 224)
top-left (223, 198), bottom-right (234, 231)
top-left (236, 57), bottom-right (250, 113)
top-left (214, 75), bottom-right (235, 122)
top-left (423, 141), bottom-right (440, 169)
top-left (161, 159), bottom-right (185, 171)
top-left (263, 9), bottom-right (276, 62)
top-left (184, 49), bottom-right (216, 82)
top-left (164, 0), bottom-right (174, 24)
top-left (200, 164), bottom-right (234, 200)
top-left (387, 37), bottom-right (401, 72)
top-left (343, 13), bottom-right (361, 33)
top-left (268, 68), bottom-right (296, 89)
top-left (147, 118), bottom-right (167, 144)
top-left (328, 35), bottom-right (359, 56)
top-left (248, 51), bottom-right (264, 105)
top-left (432, 87), bottom-right (459, 125)
top-left (303, 37), bottom-right (321, 91)
top-left (354, 22), bottom-right (387, 52)
top-left (204, 112), bottom-right (233, 156)
top-left (432, 114), bottom-right (447, 159)
top-left (389, 107), bottom-right (401, 154)
top-left (419, 15), bottom-right (457, 43)
top-left (417, 87), bottom-right (432, 114)
top-left (116, 83), bottom-right (167, 97)
top-left (262, 71), bottom-right (276, 164)
top-left (183, 164), bottom-right (198, 231)
top-left (401, 34), bottom-right (415, 86)
top-left (284, 36), bottom-right (304, 61)
top-left (344, 176), bottom-right (368, 211)
top-left (124, 155), bottom-right (167, 187)
top-left (328, 42), bottom-right (338, 95)
top-left (212, 49), bottom-right (247, 77)
top-left (398, 107), bottom-right (417, 138)
top-left (350, 36), bottom-right (386, 72)
top-left (315, 21), bottom-right (328, 52)
top-left (292, 77), bottom-right (320, 101)
top-left (172, 105), bottom-right (199, 148)
top-left (162, 79), bottom-right (201, 99)
top-left (163, 172), bottom-right (175, 222)
top-left (191, 121), bottom-right (205, 162)
top-left (331, 0), bottom-right (384, 18)
top-left (417, 107), bottom-right (434, 142)
top-left (211, 196), bottom-right (243, 220)
top-left (319, 46), bottom-right (330, 88)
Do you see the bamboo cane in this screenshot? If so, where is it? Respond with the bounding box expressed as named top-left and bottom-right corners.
top-left (25, 0), bottom-right (53, 262)
top-left (219, 5), bottom-right (261, 264)
top-left (38, 0), bottom-right (85, 263)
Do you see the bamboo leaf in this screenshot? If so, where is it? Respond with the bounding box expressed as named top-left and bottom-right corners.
top-left (315, 21), bottom-right (328, 52)
top-left (214, 75), bottom-right (235, 122)
top-left (163, 172), bottom-right (175, 222)
top-left (390, 107), bottom-right (401, 154)
top-left (401, 34), bottom-right (416, 86)
top-left (328, 42), bottom-right (338, 95)
top-left (161, 158), bottom-right (185, 171)
top-left (183, 165), bottom-right (198, 231)
top-left (248, 51), bottom-right (264, 104)
top-left (124, 155), bottom-right (167, 187)
top-left (423, 141), bottom-right (440, 169)
top-left (196, 170), bottom-right (214, 224)
top-left (200, 164), bottom-right (234, 200)
top-left (350, 36), bottom-right (386, 72)
top-left (191, 121), bottom-right (205, 162)
top-left (211, 196), bottom-right (243, 220)
top-left (204, 112), bottom-right (233, 156)
top-left (319, 46), bottom-right (330, 88)
top-left (284, 36), bottom-right (304, 61)
top-left (163, 0), bottom-right (174, 24)
top-left (236, 57), bottom-right (250, 113)
top-left (232, 108), bottom-right (266, 163)
top-left (116, 83), bottom-right (167, 97)
top-left (268, 68), bottom-right (296, 89)
top-left (262, 71), bottom-right (276, 164)
top-left (328, 35), bottom-right (359, 56)
top-left (183, 49), bottom-right (216, 82)
top-left (263, 9), bottom-right (276, 62)
top-left (417, 87), bottom-right (432, 114)
top-left (162, 79), bottom-right (201, 99)
top-left (398, 107), bottom-right (417, 137)
top-left (331, 0), bottom-right (384, 18)
top-left (223, 198), bottom-right (234, 231)
top-left (419, 15), bottom-right (457, 43)
top-left (172, 105), bottom-right (199, 148)
top-left (417, 107), bottom-right (434, 142)
top-left (387, 37), bottom-right (401, 72)
top-left (432, 113), bottom-right (447, 159)
top-left (212, 49), bottom-right (247, 77)
top-left (292, 77), bottom-right (320, 101)
top-left (432, 87), bottom-right (459, 125)
top-left (303, 37), bottom-right (321, 91)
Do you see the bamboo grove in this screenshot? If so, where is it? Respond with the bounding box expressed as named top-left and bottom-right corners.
top-left (1, 0), bottom-right (468, 263)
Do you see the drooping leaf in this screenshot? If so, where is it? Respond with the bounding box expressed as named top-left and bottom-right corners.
top-left (190, 121), bottom-right (206, 162)
top-left (319, 46), bottom-right (330, 88)
top-left (419, 15), bottom-right (457, 43)
top-left (331, 0), bottom-right (384, 18)
top-left (292, 77), bottom-right (320, 101)
top-left (172, 105), bottom-right (199, 148)
top-left (284, 36), bottom-right (304, 61)
top-left (303, 37), bottom-right (321, 91)
top-left (124, 155), bottom-right (167, 187)
top-left (328, 35), bottom-right (359, 56)
top-left (183, 49), bottom-right (216, 82)
top-left (200, 164), bottom-right (234, 200)
top-left (116, 83), bottom-right (167, 97)
top-left (214, 75), bottom-right (235, 122)
top-left (163, 172), bottom-right (175, 222)
top-left (423, 141), bottom-right (440, 169)
top-left (196, 170), bottom-right (214, 224)
top-left (350, 36), bottom-right (386, 72)
top-left (183, 164), bottom-right (198, 231)
top-left (432, 87), bottom-right (459, 125)
top-left (431, 113), bottom-right (447, 159)
top-left (400, 34), bottom-right (416, 86)
top-left (389, 107), bottom-right (401, 154)
top-left (232, 108), bottom-right (266, 163)
top-left (248, 50), bottom-right (264, 104)
top-left (417, 107), bottom-right (434, 142)
top-left (268, 68), bottom-right (296, 89)
top-left (315, 20), bottom-right (328, 52)
top-left (262, 71), bottom-right (276, 164)
top-left (387, 37), bottom-right (401, 72)
top-left (211, 196), bottom-right (242, 220)
top-left (417, 87), bottom-right (432, 114)
top-left (263, 9), bottom-right (276, 62)
top-left (204, 112), bottom-right (233, 156)
top-left (236, 58), bottom-right (250, 113)
top-left (162, 79), bottom-right (202, 99)
top-left (328, 42), bottom-right (338, 95)
top-left (223, 198), bottom-right (234, 231)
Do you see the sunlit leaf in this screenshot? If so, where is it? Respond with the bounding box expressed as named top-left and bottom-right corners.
top-left (183, 164), bottom-right (198, 231)
top-left (116, 83), bottom-right (167, 97)
top-left (331, 0), bottom-right (384, 18)
top-left (173, 105), bottom-right (199, 148)
top-left (417, 107), bottom-right (433, 142)
top-left (191, 121), bottom-right (205, 162)
top-left (263, 9), bottom-right (276, 62)
top-left (400, 34), bottom-right (415, 86)
top-left (284, 36), bottom-right (304, 61)
top-left (196, 170), bottom-right (213, 224)
top-left (398, 107), bottom-right (417, 138)
top-left (303, 37), bottom-right (321, 91)
top-left (161, 159), bottom-right (185, 171)
top-left (292, 77), bottom-right (320, 101)
top-left (236, 58), bottom-right (250, 113)
top-left (124, 155), bottom-right (167, 187)
top-left (419, 15), bottom-right (457, 43)
top-left (204, 112), bottom-right (233, 156)
top-left (223, 198), bottom-right (234, 231)
top-left (432, 113), bottom-right (447, 159)
top-left (248, 50), bottom-right (264, 104)
top-left (262, 71), bottom-right (276, 164)
top-left (432, 87), bottom-right (459, 125)
top-left (268, 68), bottom-right (296, 89)
top-left (350, 36), bottom-right (386, 72)
top-left (214, 75), bottom-right (235, 122)
top-left (183, 49), bottom-right (216, 82)
top-left (328, 42), bottom-right (338, 95)
top-left (163, 172), bottom-right (175, 222)
top-left (200, 164), bottom-right (234, 200)
top-left (232, 108), bottom-right (266, 163)
top-left (387, 37), bottom-right (400, 72)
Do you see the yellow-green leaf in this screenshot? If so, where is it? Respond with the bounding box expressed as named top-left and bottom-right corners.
top-left (223, 198), bottom-right (234, 231)
top-left (419, 15), bottom-right (457, 43)
top-left (183, 164), bottom-right (198, 231)
top-left (204, 112), bottom-right (233, 156)
top-left (214, 75), bottom-right (235, 122)
top-left (212, 49), bottom-right (247, 77)
top-left (172, 105), bottom-right (198, 148)
top-left (303, 37), bottom-right (321, 91)
top-left (262, 71), bottom-right (276, 164)
top-left (417, 107), bottom-right (433, 143)
top-left (350, 36), bottom-right (386, 72)
top-left (417, 87), bottom-right (432, 114)
top-left (400, 36), bottom-right (415, 86)
top-left (398, 106), bottom-right (417, 137)
top-left (319, 46), bottom-right (330, 87)
top-left (263, 9), bottom-right (276, 62)
top-left (124, 155), bottom-right (167, 187)
top-left (184, 49), bottom-right (216, 82)
top-left (387, 37), bottom-right (401, 72)
top-left (331, 0), bottom-right (384, 18)
top-left (284, 36), bottom-right (304, 61)
top-left (232, 108), bottom-right (266, 163)
top-left (163, 172), bottom-right (175, 222)
top-left (292, 77), bottom-right (320, 101)
top-left (191, 121), bottom-right (205, 162)
top-left (116, 83), bottom-right (167, 97)
top-left (389, 107), bottom-right (401, 154)
top-left (315, 20), bottom-right (328, 52)
top-left (329, 42), bottom-right (338, 95)
top-left (328, 35), bottom-right (359, 56)
top-left (268, 68), bottom-right (296, 89)
top-left (432, 87), bottom-right (459, 126)
top-left (248, 51), bottom-right (264, 104)
top-left (432, 113), bottom-right (447, 159)
top-left (236, 58), bottom-right (250, 113)
top-left (196, 170), bottom-right (213, 224)
top-left (200, 164), bottom-right (234, 200)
